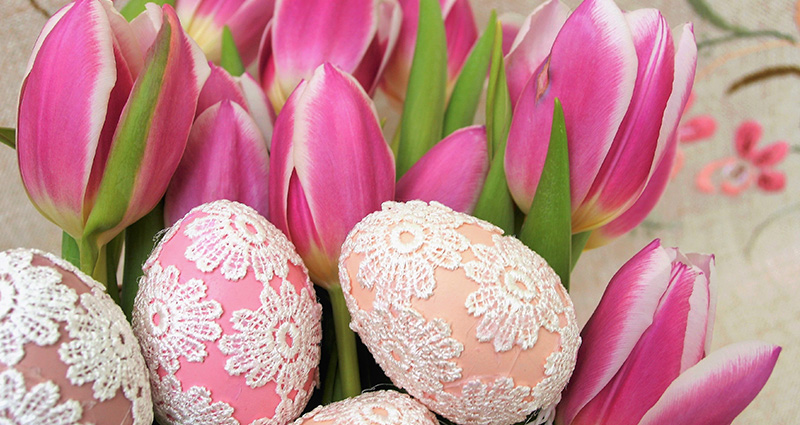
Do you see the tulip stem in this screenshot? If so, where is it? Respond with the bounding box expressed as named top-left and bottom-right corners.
top-left (121, 203), bottom-right (165, 321)
top-left (571, 231), bottom-right (591, 272)
top-left (61, 232), bottom-right (80, 268)
top-left (328, 285), bottom-right (361, 400)
top-left (321, 348), bottom-right (338, 404)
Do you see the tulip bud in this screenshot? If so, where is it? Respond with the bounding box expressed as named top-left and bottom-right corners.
top-left (258, 0), bottom-right (401, 115)
top-left (556, 240), bottom-right (780, 425)
top-left (17, 0), bottom-right (210, 270)
top-left (380, 0), bottom-right (478, 104)
top-left (268, 63), bottom-right (394, 286)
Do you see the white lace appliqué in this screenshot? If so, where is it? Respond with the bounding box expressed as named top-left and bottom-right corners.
top-left (183, 201), bottom-right (303, 285)
top-left (431, 378), bottom-right (536, 425)
top-left (295, 390), bottom-right (438, 425)
top-left (132, 262), bottom-right (223, 374)
top-left (152, 374), bottom-right (239, 425)
top-left (0, 250), bottom-right (78, 366)
top-left (59, 286), bottom-right (152, 423)
top-left (0, 368), bottom-right (83, 425)
top-left (341, 201), bottom-right (501, 309)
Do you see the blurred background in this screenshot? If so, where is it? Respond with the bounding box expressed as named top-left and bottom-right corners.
top-left (1, 0), bottom-right (797, 422)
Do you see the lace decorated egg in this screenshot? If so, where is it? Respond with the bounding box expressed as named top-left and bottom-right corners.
top-left (132, 200), bottom-right (322, 425)
top-left (0, 248), bottom-right (152, 424)
top-left (292, 390), bottom-right (438, 425)
top-left (339, 201), bottom-right (581, 425)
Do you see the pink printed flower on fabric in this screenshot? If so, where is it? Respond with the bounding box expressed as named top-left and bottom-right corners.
top-left (671, 91), bottom-right (717, 176)
top-left (17, 0), bottom-right (209, 251)
top-left (556, 240), bottom-right (781, 425)
top-left (380, 0), bottom-right (478, 104)
top-left (258, 0), bottom-right (402, 115)
top-left (696, 120), bottom-right (788, 196)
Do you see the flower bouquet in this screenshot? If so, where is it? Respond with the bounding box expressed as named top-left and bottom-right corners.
top-left (0, 0), bottom-right (780, 424)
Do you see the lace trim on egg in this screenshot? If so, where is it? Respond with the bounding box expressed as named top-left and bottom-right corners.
top-left (0, 368), bottom-right (84, 425)
top-left (295, 390), bottom-right (439, 425)
top-left (132, 262), bottom-right (223, 375)
top-left (340, 201), bottom-right (501, 310)
top-left (152, 374), bottom-right (239, 425)
top-left (183, 200), bottom-right (304, 285)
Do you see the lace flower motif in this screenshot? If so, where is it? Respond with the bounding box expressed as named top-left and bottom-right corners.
top-left (132, 262), bottom-right (223, 374)
top-left (296, 390), bottom-right (438, 425)
top-left (59, 287), bottom-right (152, 424)
top-left (350, 307), bottom-right (463, 393)
top-left (531, 324), bottom-right (581, 410)
top-left (152, 374), bottom-right (239, 425)
top-left (464, 234), bottom-right (567, 352)
top-left (430, 378), bottom-right (535, 425)
top-left (0, 368), bottom-right (83, 424)
top-left (183, 201), bottom-right (303, 285)
top-left (219, 280), bottom-right (321, 398)
top-left (0, 249), bottom-right (78, 366)
top-left (341, 201), bottom-right (499, 309)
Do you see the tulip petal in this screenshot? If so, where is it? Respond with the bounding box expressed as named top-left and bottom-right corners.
top-left (83, 5), bottom-right (211, 245)
top-left (639, 342), bottom-right (781, 425)
top-left (498, 12), bottom-right (524, 56)
top-left (573, 9), bottom-right (675, 231)
top-left (396, 125), bottom-right (488, 213)
top-left (505, 0), bottom-right (637, 213)
top-left (674, 249), bottom-right (713, 372)
top-left (225, 0), bottom-right (276, 65)
top-left (685, 252), bottom-right (716, 355)
top-left (165, 100), bottom-right (270, 226)
top-left (239, 72), bottom-right (274, 146)
top-left (17, 0), bottom-right (117, 238)
top-left (197, 63), bottom-right (249, 116)
top-left (504, 0), bottom-right (569, 107)
top-left (272, 0), bottom-right (376, 95)
top-left (443, 0), bottom-right (478, 82)
top-left (353, 0), bottom-right (402, 94)
top-left (558, 240), bottom-right (671, 425)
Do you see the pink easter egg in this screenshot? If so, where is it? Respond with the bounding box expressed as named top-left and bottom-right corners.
top-left (132, 200), bottom-right (322, 425)
top-left (0, 248), bottom-right (152, 424)
top-left (339, 201), bottom-right (581, 425)
top-left (292, 390), bottom-right (438, 425)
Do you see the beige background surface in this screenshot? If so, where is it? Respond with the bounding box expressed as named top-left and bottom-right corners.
top-left (1, 0), bottom-right (798, 423)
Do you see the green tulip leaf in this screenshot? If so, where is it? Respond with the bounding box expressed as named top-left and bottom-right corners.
top-left (121, 202), bottom-right (165, 320)
top-left (0, 127), bottom-right (15, 149)
top-left (518, 99), bottom-right (572, 290)
top-left (396, 0), bottom-right (447, 178)
top-left (442, 11), bottom-right (496, 138)
top-left (221, 26), bottom-right (246, 77)
top-left (120, 0), bottom-right (175, 22)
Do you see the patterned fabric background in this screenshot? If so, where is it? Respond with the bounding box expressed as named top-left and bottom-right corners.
top-left (1, 0), bottom-right (797, 423)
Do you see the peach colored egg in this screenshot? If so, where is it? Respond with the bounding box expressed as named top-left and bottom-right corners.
top-left (132, 200), bottom-right (322, 425)
top-left (292, 390), bottom-right (438, 425)
top-left (339, 201), bottom-right (581, 425)
top-left (0, 248), bottom-right (152, 424)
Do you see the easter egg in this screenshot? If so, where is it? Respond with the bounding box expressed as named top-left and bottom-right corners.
top-left (339, 201), bottom-right (581, 425)
top-left (132, 200), bottom-right (322, 425)
top-left (292, 390), bottom-right (438, 425)
top-left (0, 248), bottom-right (152, 424)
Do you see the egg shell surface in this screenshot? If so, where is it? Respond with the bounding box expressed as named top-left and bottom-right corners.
top-left (339, 201), bottom-right (581, 425)
top-left (292, 390), bottom-right (438, 425)
top-left (133, 200), bottom-right (322, 425)
top-left (0, 248), bottom-right (153, 424)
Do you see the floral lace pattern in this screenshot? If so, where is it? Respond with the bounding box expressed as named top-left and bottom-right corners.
top-left (429, 378), bottom-right (536, 425)
top-left (0, 249), bottom-right (78, 366)
top-left (152, 374), bottom-right (239, 425)
top-left (183, 201), bottom-right (304, 285)
top-left (132, 262), bottom-right (223, 374)
top-left (295, 390), bottom-right (438, 425)
top-left (0, 368), bottom-right (83, 425)
top-left (341, 201), bottom-right (501, 309)
top-left (220, 280), bottom-right (321, 395)
top-left (59, 286), bottom-right (152, 423)
top-left (349, 307), bottom-right (463, 393)
top-left (464, 234), bottom-right (570, 352)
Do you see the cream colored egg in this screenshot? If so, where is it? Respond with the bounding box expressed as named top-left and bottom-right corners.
top-left (339, 201), bottom-right (581, 425)
top-left (293, 390), bottom-right (438, 425)
top-left (132, 200), bottom-right (322, 425)
top-left (0, 248), bottom-right (152, 424)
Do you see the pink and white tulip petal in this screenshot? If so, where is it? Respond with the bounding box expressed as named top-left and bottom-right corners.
top-left (638, 342), bottom-right (780, 425)
top-left (165, 100), bottom-right (270, 226)
top-left (396, 125), bottom-right (488, 213)
top-left (197, 62), bottom-right (249, 116)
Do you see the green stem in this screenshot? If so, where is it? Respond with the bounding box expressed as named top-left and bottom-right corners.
top-left (321, 348), bottom-right (339, 405)
top-left (121, 203), bottom-right (165, 320)
top-left (328, 285), bottom-right (361, 399)
top-left (570, 231), bottom-right (591, 272)
top-left (94, 245), bottom-right (121, 304)
top-left (61, 232), bottom-right (80, 268)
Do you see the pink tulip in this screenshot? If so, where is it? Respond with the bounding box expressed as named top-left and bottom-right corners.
top-left (174, 0), bottom-right (275, 65)
top-left (17, 0), bottom-right (209, 248)
top-left (268, 63), bottom-right (395, 286)
top-left (556, 240), bottom-right (780, 425)
top-left (164, 65), bottom-right (271, 226)
top-left (380, 0), bottom-right (477, 104)
top-left (505, 0), bottom-right (696, 234)
top-left (258, 0), bottom-right (401, 114)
